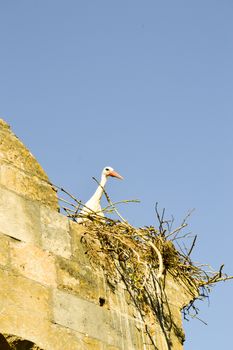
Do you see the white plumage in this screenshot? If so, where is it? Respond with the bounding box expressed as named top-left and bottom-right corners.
top-left (77, 166), bottom-right (123, 223)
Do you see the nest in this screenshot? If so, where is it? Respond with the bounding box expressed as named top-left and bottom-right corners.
top-left (53, 182), bottom-right (233, 349)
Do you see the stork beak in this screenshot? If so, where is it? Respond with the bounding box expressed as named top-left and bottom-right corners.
top-left (109, 170), bottom-right (124, 180)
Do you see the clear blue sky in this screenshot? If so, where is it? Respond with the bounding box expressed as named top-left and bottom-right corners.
top-left (1, 1), bottom-right (233, 349)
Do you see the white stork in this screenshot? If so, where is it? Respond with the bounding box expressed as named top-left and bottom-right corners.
top-left (77, 166), bottom-right (123, 223)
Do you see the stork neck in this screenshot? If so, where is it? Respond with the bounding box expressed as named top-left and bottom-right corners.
top-left (92, 174), bottom-right (107, 202)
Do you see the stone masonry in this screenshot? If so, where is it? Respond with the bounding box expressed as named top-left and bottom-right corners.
top-left (0, 119), bottom-right (194, 349)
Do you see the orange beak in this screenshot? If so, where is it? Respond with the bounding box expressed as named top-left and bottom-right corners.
top-left (108, 170), bottom-right (124, 180)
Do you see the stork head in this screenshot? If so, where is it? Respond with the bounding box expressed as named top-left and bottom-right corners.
top-left (102, 166), bottom-right (123, 180)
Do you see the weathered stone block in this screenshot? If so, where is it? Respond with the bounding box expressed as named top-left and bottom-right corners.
top-left (52, 289), bottom-right (149, 349)
top-left (164, 274), bottom-right (196, 309)
top-left (56, 257), bottom-right (104, 304)
top-left (41, 206), bottom-right (71, 259)
top-left (69, 221), bottom-right (93, 266)
top-left (45, 323), bottom-right (83, 350)
top-left (0, 303), bottom-right (81, 350)
top-left (0, 268), bottom-right (51, 319)
top-left (53, 289), bottom-right (123, 346)
top-left (0, 186), bottom-right (41, 244)
top-left (0, 304), bottom-right (45, 348)
top-left (10, 241), bottom-right (57, 287)
top-left (105, 283), bottom-right (136, 318)
top-left (0, 162), bottom-right (58, 210)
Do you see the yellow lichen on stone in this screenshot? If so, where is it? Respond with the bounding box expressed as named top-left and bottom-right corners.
top-left (0, 119), bottom-right (10, 130)
top-left (0, 120), bottom-right (46, 179)
top-left (0, 118), bottom-right (58, 209)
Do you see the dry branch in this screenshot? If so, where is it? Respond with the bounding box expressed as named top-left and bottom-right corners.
top-left (51, 182), bottom-right (233, 349)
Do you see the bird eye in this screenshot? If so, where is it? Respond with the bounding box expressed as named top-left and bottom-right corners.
top-left (105, 168), bottom-right (109, 171)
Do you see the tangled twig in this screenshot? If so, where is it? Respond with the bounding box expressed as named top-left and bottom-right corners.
top-left (52, 182), bottom-right (233, 349)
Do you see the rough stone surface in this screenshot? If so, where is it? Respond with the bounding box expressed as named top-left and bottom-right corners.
top-left (0, 304), bottom-right (82, 350)
top-left (69, 221), bottom-right (91, 266)
top-left (0, 118), bottom-right (58, 209)
top-left (80, 335), bottom-right (104, 350)
top-left (53, 289), bottom-right (126, 346)
top-left (164, 273), bottom-right (197, 309)
top-left (0, 163), bottom-right (58, 210)
top-left (41, 206), bottom-right (71, 259)
top-left (0, 119), bottom-right (46, 179)
top-left (0, 269), bottom-right (51, 319)
top-left (0, 186), bottom-right (41, 244)
top-left (56, 257), bottom-right (104, 304)
top-left (0, 234), bottom-right (10, 267)
top-left (10, 241), bottom-right (57, 287)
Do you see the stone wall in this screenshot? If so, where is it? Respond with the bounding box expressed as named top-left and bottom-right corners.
top-left (0, 119), bottom-right (194, 350)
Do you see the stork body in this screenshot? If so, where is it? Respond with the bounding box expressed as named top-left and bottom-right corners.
top-left (77, 166), bottom-right (123, 223)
